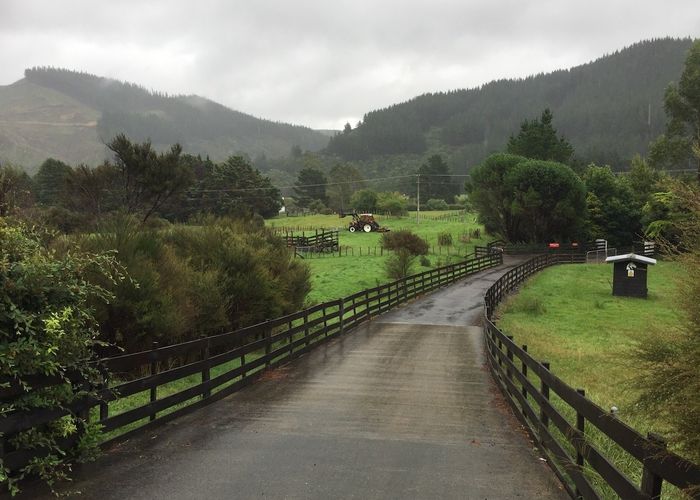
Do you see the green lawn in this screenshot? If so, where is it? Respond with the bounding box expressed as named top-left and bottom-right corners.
top-left (267, 211), bottom-right (488, 304)
top-left (496, 261), bottom-right (683, 412)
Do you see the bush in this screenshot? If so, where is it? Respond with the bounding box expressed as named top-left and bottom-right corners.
top-left (386, 250), bottom-right (417, 280)
top-left (426, 198), bottom-right (449, 210)
top-left (381, 230), bottom-right (429, 255)
top-left (78, 215), bottom-right (311, 353)
top-left (420, 255), bottom-right (431, 267)
top-left (0, 222), bottom-right (122, 494)
top-left (308, 199), bottom-right (327, 213)
top-left (349, 189), bottom-right (378, 212)
top-left (376, 191), bottom-right (408, 215)
top-left (437, 232), bottom-right (453, 246)
top-left (382, 230), bottom-right (429, 280)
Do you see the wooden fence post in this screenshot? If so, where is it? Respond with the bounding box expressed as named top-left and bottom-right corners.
top-left (365, 289), bottom-right (370, 320)
top-left (264, 319), bottom-right (271, 367)
top-left (323, 304), bottom-right (329, 337)
top-left (99, 368), bottom-right (110, 421)
top-left (202, 339), bottom-right (211, 399)
top-left (338, 299), bottom-right (345, 335)
top-left (497, 337), bottom-right (503, 367)
top-left (540, 361), bottom-right (551, 435)
top-left (506, 335), bottom-right (514, 390)
top-left (150, 341), bottom-right (159, 422)
top-left (521, 345), bottom-right (528, 417)
top-left (641, 433), bottom-right (666, 499)
top-left (304, 311), bottom-right (310, 351)
top-left (575, 388), bottom-right (585, 498)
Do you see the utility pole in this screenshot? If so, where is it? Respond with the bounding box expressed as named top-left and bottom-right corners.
top-left (416, 174), bottom-right (420, 224)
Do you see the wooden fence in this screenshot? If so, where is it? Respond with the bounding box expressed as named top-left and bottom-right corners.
top-left (283, 229), bottom-right (339, 256)
top-left (297, 244), bottom-right (467, 259)
top-left (1, 253), bottom-right (503, 476)
top-left (483, 253), bottom-right (700, 499)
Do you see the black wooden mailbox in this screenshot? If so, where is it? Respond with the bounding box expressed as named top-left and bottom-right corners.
top-left (605, 253), bottom-right (657, 298)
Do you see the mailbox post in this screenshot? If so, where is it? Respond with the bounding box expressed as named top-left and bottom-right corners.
top-left (605, 253), bottom-right (657, 298)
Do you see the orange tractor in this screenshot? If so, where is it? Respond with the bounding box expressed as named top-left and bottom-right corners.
top-left (340, 211), bottom-right (389, 233)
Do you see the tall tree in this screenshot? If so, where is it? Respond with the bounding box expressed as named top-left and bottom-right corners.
top-left (326, 164), bottom-right (365, 211)
top-left (107, 134), bottom-right (193, 222)
top-left (649, 40), bottom-right (700, 179)
top-left (506, 108), bottom-right (574, 164)
top-left (201, 156), bottom-right (281, 218)
top-left (417, 154), bottom-right (459, 202)
top-left (0, 164), bottom-right (33, 216)
top-left (293, 168), bottom-right (327, 208)
top-left (63, 163), bottom-right (119, 217)
top-left (504, 159), bottom-right (586, 242)
top-left (583, 165), bottom-right (642, 247)
top-left (466, 153), bottom-right (527, 239)
top-left (34, 158), bottom-right (72, 206)
top-left (467, 153), bottom-right (586, 242)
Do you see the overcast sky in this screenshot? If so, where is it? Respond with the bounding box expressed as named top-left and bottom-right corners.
top-left (1, 1), bottom-right (698, 130)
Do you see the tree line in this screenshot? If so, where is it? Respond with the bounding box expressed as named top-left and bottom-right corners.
top-left (326, 38), bottom-right (693, 171)
top-left (468, 32), bottom-right (699, 248)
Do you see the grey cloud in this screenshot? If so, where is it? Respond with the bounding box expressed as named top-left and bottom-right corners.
top-left (1, 0), bottom-right (698, 129)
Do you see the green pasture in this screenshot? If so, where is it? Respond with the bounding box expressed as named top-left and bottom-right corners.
top-left (496, 261), bottom-right (688, 497)
top-left (496, 261), bottom-right (682, 412)
top-left (267, 211), bottom-right (488, 304)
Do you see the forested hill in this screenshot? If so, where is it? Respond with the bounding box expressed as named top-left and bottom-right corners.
top-left (326, 38), bottom-right (694, 170)
top-left (0, 67), bottom-right (330, 172)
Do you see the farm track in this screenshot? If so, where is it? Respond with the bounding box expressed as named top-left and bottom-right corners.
top-left (24, 256), bottom-right (566, 499)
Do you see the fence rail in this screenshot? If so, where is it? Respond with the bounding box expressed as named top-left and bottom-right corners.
top-left (2, 252), bottom-right (503, 476)
top-left (483, 254), bottom-right (700, 499)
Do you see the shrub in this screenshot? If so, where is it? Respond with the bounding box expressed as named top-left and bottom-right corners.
top-left (350, 189), bottom-right (378, 212)
top-left (0, 222), bottom-right (122, 494)
top-left (376, 191), bottom-right (408, 215)
top-left (420, 256), bottom-right (431, 267)
top-left (308, 199), bottom-right (327, 213)
top-left (386, 250), bottom-right (416, 280)
top-left (381, 230), bottom-right (429, 255)
top-left (632, 182), bottom-right (700, 461)
top-left (79, 215), bottom-right (311, 353)
top-left (426, 198), bottom-right (449, 210)
top-left (437, 232), bottom-right (453, 246)
top-left (382, 230), bottom-right (429, 280)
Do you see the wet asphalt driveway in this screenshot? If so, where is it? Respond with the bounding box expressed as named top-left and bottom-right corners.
top-left (26, 257), bottom-right (566, 499)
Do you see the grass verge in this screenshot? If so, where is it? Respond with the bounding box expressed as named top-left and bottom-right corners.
top-left (495, 261), bottom-right (688, 497)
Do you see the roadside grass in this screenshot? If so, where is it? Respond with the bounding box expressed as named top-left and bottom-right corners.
top-left (495, 262), bottom-right (687, 497)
